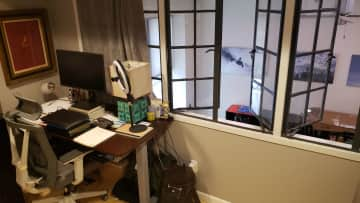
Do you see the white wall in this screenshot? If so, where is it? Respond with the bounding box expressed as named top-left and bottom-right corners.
top-left (327, 17), bottom-right (360, 114)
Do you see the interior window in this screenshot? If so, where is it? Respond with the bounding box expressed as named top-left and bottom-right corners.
top-left (283, 0), bottom-right (360, 151)
top-left (164, 0), bottom-right (285, 132)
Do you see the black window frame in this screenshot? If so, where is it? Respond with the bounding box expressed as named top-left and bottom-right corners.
top-left (144, 0), bottom-right (164, 100)
top-left (283, 0), bottom-right (347, 147)
top-left (164, 0), bottom-right (288, 133)
top-left (250, 0), bottom-right (287, 131)
top-left (165, 0), bottom-right (222, 121)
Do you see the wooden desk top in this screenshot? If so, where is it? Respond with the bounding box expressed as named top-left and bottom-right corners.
top-left (47, 118), bottom-right (173, 157)
top-left (94, 119), bottom-right (172, 157)
top-left (311, 109), bottom-right (357, 134)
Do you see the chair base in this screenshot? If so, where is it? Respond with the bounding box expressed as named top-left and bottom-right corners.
top-left (32, 190), bottom-right (108, 203)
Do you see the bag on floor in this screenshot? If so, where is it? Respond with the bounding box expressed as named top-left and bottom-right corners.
top-left (159, 165), bottom-right (200, 203)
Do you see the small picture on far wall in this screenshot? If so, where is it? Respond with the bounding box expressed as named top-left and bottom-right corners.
top-left (347, 55), bottom-right (360, 87)
top-left (294, 52), bottom-right (336, 84)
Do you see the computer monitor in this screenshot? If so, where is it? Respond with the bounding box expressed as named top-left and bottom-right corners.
top-left (56, 50), bottom-right (105, 91)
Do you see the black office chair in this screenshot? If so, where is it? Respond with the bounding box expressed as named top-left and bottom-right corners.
top-left (4, 112), bottom-right (108, 203)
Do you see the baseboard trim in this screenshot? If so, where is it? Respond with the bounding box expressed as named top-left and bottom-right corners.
top-left (197, 191), bottom-right (231, 203)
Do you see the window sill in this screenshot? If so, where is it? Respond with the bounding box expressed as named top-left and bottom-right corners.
top-left (171, 113), bottom-right (360, 162)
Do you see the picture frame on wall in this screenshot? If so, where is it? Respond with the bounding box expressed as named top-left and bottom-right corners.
top-left (347, 55), bottom-right (360, 87)
top-left (0, 9), bottom-right (56, 86)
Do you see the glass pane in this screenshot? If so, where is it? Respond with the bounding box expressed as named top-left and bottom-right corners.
top-left (307, 89), bottom-right (325, 123)
top-left (197, 13), bottom-right (215, 45)
top-left (253, 49), bottom-right (264, 82)
top-left (301, 0), bottom-right (319, 11)
top-left (261, 89), bottom-right (274, 126)
top-left (271, 0), bottom-right (283, 11)
top-left (196, 80), bottom-right (213, 107)
top-left (197, 0), bottom-right (215, 10)
top-left (170, 14), bottom-right (194, 46)
top-left (149, 48), bottom-right (161, 77)
top-left (251, 81), bottom-right (261, 115)
top-left (316, 12), bottom-right (336, 51)
top-left (170, 0), bottom-right (193, 11)
top-left (171, 49), bottom-right (194, 79)
top-left (311, 52), bottom-right (332, 89)
top-left (144, 14), bottom-right (159, 45)
top-left (292, 55), bottom-right (312, 94)
top-left (287, 94), bottom-right (307, 129)
top-left (196, 48), bottom-right (214, 77)
top-left (152, 79), bottom-right (162, 99)
top-left (267, 13), bottom-right (281, 53)
top-left (263, 53), bottom-right (277, 92)
top-left (172, 81), bottom-right (194, 109)
top-left (142, 0), bottom-right (158, 10)
top-left (259, 0), bottom-right (269, 10)
top-left (296, 14), bottom-right (317, 53)
top-left (322, 0), bottom-right (338, 9)
top-left (256, 12), bottom-right (267, 48)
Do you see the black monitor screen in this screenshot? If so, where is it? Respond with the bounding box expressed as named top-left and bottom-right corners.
top-left (56, 50), bottom-right (105, 91)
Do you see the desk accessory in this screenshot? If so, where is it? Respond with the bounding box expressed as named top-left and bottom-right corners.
top-left (13, 95), bottom-right (42, 121)
top-left (115, 124), bottom-right (153, 139)
top-left (110, 60), bottom-right (153, 133)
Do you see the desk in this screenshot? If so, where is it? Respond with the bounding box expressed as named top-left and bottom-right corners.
top-left (96, 119), bottom-right (171, 203)
top-left (43, 100), bottom-right (172, 203)
top-left (310, 109), bottom-right (357, 134)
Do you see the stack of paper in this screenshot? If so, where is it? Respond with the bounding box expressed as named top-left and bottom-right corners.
top-left (74, 127), bottom-right (115, 147)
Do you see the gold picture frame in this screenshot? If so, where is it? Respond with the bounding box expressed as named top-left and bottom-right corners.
top-left (0, 9), bottom-right (56, 86)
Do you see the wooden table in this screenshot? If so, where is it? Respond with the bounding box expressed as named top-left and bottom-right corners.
top-left (49, 118), bottom-right (172, 203)
top-left (95, 119), bottom-right (172, 203)
top-left (310, 109), bottom-right (357, 134)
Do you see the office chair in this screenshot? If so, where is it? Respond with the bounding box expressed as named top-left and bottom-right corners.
top-left (4, 112), bottom-right (108, 203)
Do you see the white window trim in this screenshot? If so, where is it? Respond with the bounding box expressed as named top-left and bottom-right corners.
top-left (158, 0), bottom-right (360, 162)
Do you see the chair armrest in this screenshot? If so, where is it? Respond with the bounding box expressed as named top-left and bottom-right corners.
top-left (60, 149), bottom-right (92, 165)
top-left (59, 149), bottom-right (92, 185)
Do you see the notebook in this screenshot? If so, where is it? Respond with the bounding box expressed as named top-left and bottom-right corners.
top-left (74, 127), bottom-right (116, 147)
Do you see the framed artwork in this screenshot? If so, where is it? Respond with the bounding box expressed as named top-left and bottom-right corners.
top-left (294, 52), bottom-right (336, 83)
top-left (347, 55), bottom-right (360, 87)
top-left (0, 9), bottom-right (56, 86)
top-left (221, 47), bottom-right (253, 74)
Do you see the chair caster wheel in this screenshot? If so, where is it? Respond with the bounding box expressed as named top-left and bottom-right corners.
top-left (102, 193), bottom-right (109, 201)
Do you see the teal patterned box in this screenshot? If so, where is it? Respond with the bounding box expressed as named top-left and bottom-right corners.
top-left (117, 97), bottom-right (148, 123)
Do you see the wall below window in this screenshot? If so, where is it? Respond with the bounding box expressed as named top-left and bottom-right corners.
top-left (169, 121), bottom-right (360, 203)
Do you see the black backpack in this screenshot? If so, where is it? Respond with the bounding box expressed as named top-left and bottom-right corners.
top-left (159, 166), bottom-right (200, 203)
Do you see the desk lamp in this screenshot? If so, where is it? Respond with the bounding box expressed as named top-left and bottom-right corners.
top-left (111, 60), bottom-right (148, 133)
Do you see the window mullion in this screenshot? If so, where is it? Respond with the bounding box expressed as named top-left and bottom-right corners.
top-left (302, 0), bottom-right (323, 125)
top-left (273, 0), bottom-right (298, 137)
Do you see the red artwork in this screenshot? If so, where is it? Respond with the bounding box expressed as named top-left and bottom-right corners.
top-left (0, 9), bottom-right (56, 86)
top-left (3, 19), bottom-right (48, 74)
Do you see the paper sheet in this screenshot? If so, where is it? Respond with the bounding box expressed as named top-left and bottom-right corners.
top-left (74, 127), bottom-right (115, 147)
top-left (42, 98), bottom-right (72, 114)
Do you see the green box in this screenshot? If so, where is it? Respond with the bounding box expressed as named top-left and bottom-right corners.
top-left (117, 97), bottom-right (148, 123)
